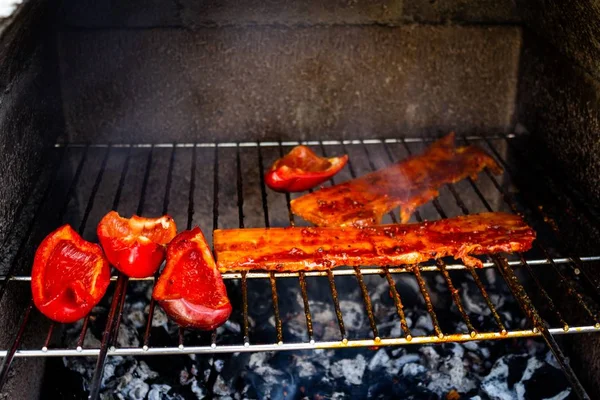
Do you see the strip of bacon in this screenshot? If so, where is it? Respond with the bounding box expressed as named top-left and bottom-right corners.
top-left (290, 132), bottom-right (502, 227)
top-left (214, 212), bottom-right (535, 272)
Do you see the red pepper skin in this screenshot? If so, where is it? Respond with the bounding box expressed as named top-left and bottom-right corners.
top-left (31, 225), bottom-right (110, 323)
top-left (97, 211), bottom-right (177, 278)
top-left (264, 145), bottom-right (348, 192)
top-left (152, 227), bottom-right (232, 330)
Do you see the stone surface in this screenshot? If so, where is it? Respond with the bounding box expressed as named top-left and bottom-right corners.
top-left (59, 0), bottom-right (519, 28)
top-left (404, 0), bottom-right (519, 23)
top-left (516, 0), bottom-right (600, 81)
top-left (57, 25), bottom-right (521, 143)
top-left (516, 32), bottom-right (600, 208)
top-left (0, 1), bottom-right (63, 398)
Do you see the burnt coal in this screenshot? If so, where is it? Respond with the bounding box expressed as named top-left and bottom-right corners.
top-left (59, 267), bottom-right (572, 399)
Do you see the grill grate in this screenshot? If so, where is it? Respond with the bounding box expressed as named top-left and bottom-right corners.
top-left (0, 135), bottom-right (599, 399)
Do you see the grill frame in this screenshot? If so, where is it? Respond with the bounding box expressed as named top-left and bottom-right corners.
top-left (0, 135), bottom-right (598, 399)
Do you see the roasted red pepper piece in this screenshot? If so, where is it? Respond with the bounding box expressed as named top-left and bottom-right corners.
top-left (152, 227), bottom-right (232, 330)
top-left (97, 211), bottom-right (177, 278)
top-left (31, 225), bottom-right (110, 323)
top-left (264, 145), bottom-right (348, 192)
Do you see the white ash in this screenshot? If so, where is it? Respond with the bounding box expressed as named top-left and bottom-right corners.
top-left (515, 357), bottom-right (544, 399)
top-left (330, 354), bottom-right (366, 385)
top-left (115, 324), bottom-right (140, 348)
top-left (331, 392), bottom-right (347, 400)
top-left (213, 375), bottom-right (233, 396)
top-left (367, 349), bottom-right (390, 372)
top-left (248, 352), bottom-right (285, 385)
top-left (147, 384), bottom-right (183, 400)
top-left (414, 314), bottom-right (434, 332)
top-left (402, 363), bottom-right (427, 376)
top-left (546, 389), bottom-right (572, 400)
top-left (339, 300), bottom-right (366, 332)
top-left (426, 344), bottom-right (476, 394)
top-left (214, 359), bottom-right (225, 373)
top-left (294, 356), bottom-right (318, 378)
top-left (545, 351), bottom-right (561, 370)
top-left (191, 378), bottom-right (206, 398)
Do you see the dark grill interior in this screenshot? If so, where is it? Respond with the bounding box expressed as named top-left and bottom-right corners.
top-left (1, 135), bottom-right (599, 397)
top-left (3, 0), bottom-right (600, 398)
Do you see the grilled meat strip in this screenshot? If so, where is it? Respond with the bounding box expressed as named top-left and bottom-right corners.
top-left (214, 212), bottom-right (535, 272)
top-left (291, 133), bottom-right (502, 227)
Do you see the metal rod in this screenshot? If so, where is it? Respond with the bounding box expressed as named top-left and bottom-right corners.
top-left (235, 145), bottom-right (250, 346)
top-left (0, 145), bottom-right (101, 394)
top-left (208, 145), bottom-right (220, 346)
top-left (298, 272), bottom-right (315, 342)
top-left (1, 256), bottom-right (599, 281)
top-left (89, 147), bottom-right (155, 399)
top-left (518, 254), bottom-right (568, 330)
top-left (178, 328), bottom-right (185, 349)
top-left (77, 316), bottom-right (92, 351)
top-left (494, 255), bottom-right (590, 400)
top-left (0, 302), bottom-right (34, 389)
top-left (140, 146), bottom-right (176, 349)
top-left (336, 142), bottom-right (382, 340)
top-left (0, 146), bottom-right (89, 304)
top-left (174, 145), bottom-right (198, 349)
top-left (412, 266), bottom-right (444, 338)
top-left (269, 273), bottom-right (283, 344)
top-left (463, 138), bottom-right (600, 324)
top-left (436, 259), bottom-right (477, 336)
top-left (112, 147), bottom-right (133, 211)
top-left (187, 145), bottom-right (197, 231)
top-left (4, 325), bottom-right (600, 357)
top-left (504, 135), bottom-right (600, 233)
top-left (42, 322), bottom-right (55, 352)
top-left (0, 147), bottom-right (66, 254)
top-left (467, 268), bottom-right (507, 334)
top-left (241, 272), bottom-right (250, 345)
top-left (354, 267), bottom-right (380, 341)
top-left (257, 144), bottom-right (283, 344)
top-left (383, 269), bottom-right (412, 340)
top-left (326, 270), bottom-right (347, 341)
top-left (88, 276), bottom-right (127, 400)
top-left (482, 136), bottom-right (600, 295)
top-left (78, 146), bottom-right (111, 234)
top-left (446, 136), bottom-right (589, 399)
top-left (449, 148), bottom-right (569, 330)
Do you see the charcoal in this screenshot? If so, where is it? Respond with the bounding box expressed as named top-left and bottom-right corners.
top-left (59, 253), bottom-right (572, 399)
top-left (330, 354), bottom-right (367, 385)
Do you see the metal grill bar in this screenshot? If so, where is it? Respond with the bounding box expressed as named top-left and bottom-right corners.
top-left (383, 269), bottom-right (412, 340)
top-left (1, 256), bottom-right (597, 281)
top-left (397, 139), bottom-right (488, 336)
top-left (412, 267), bottom-right (444, 338)
top-left (472, 140), bottom-right (600, 324)
top-left (483, 137), bottom-right (600, 297)
top-left (141, 146), bottom-right (176, 350)
top-left (504, 135), bottom-right (600, 238)
top-left (257, 144), bottom-right (284, 344)
top-left (90, 146), bottom-right (157, 399)
top-left (326, 270), bottom-right (347, 341)
top-left (0, 145), bottom-right (95, 391)
top-left (443, 139), bottom-right (590, 399)
top-left (340, 143), bottom-right (382, 341)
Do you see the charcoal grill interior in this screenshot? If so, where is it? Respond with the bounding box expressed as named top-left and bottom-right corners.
top-left (0, 135), bottom-right (599, 398)
top-left (3, 0), bottom-right (600, 398)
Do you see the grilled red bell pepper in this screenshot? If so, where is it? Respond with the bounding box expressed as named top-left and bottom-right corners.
top-left (97, 211), bottom-right (177, 278)
top-left (152, 227), bottom-right (232, 330)
top-left (31, 225), bottom-right (110, 323)
top-left (264, 145), bottom-right (348, 192)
